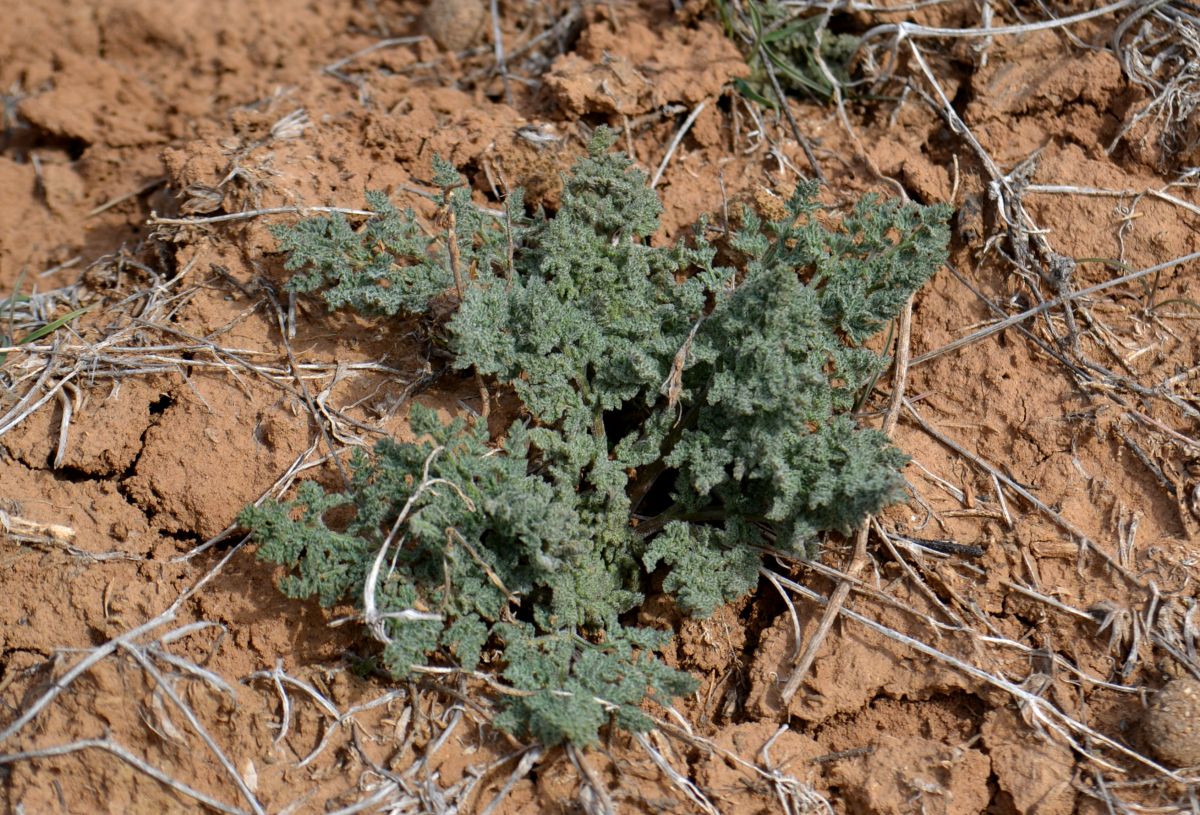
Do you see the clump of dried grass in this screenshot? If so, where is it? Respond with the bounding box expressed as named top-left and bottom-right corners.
top-left (1111, 1), bottom-right (1200, 167)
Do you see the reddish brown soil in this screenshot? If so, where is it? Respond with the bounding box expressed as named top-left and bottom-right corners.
top-left (2, 1), bottom-right (1198, 813)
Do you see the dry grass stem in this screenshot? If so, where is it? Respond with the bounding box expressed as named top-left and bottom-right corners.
top-left (636, 733), bottom-right (722, 815)
top-left (566, 743), bottom-right (616, 815)
top-left (489, 0), bottom-right (512, 105)
top-left (148, 205), bottom-right (377, 227)
top-left (322, 36), bottom-right (426, 76)
top-left (87, 177), bottom-right (167, 218)
top-left (778, 297), bottom-right (916, 706)
top-left (651, 101), bottom-right (708, 189)
top-left (0, 737), bottom-right (251, 815)
top-left (763, 562), bottom-right (1194, 782)
top-left (120, 642), bottom-right (267, 815)
top-left (476, 747), bottom-right (542, 815)
top-left (0, 508), bottom-right (75, 545)
top-left (903, 398), bottom-right (1141, 584)
top-left (911, 249), bottom-right (1200, 367)
top-left (857, 0), bottom-right (1138, 50)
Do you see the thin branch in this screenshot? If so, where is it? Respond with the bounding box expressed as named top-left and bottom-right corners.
top-left (902, 399), bottom-right (1140, 584)
top-left (912, 249), bottom-right (1200, 366)
top-left (322, 36), bottom-right (425, 74)
top-left (758, 42), bottom-right (826, 182)
top-left (857, 0), bottom-right (1139, 48)
top-left (651, 101), bottom-right (707, 189)
top-left (148, 206), bottom-right (377, 227)
top-left (767, 566), bottom-right (1192, 782)
top-left (778, 297), bottom-right (915, 706)
top-left (121, 644), bottom-right (266, 815)
top-left (0, 537), bottom-right (249, 745)
top-left (0, 738), bottom-right (250, 815)
top-left (488, 0), bottom-right (512, 105)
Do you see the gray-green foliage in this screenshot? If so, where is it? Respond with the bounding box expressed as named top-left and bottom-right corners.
top-left (273, 190), bottom-right (450, 315)
top-left (243, 129), bottom-right (950, 746)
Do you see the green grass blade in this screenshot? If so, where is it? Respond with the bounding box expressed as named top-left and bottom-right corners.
top-left (16, 304), bottom-right (95, 346)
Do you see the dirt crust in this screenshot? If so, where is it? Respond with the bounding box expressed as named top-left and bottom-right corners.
top-left (2, 1), bottom-right (1199, 813)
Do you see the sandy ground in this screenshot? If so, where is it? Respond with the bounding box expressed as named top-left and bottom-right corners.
top-left (1, 1), bottom-right (1198, 813)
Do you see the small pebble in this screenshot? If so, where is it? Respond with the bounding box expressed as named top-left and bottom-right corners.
top-left (421, 0), bottom-right (487, 52)
top-left (1143, 678), bottom-right (1200, 767)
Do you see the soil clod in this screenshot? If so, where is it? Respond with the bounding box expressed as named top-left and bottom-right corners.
top-left (1143, 678), bottom-right (1200, 768)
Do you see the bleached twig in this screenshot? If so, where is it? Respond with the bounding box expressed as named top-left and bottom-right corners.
top-left (147, 205), bottom-right (377, 227)
top-left (911, 249), bottom-right (1200, 366)
top-left (0, 737), bottom-right (251, 815)
top-left (651, 101), bottom-right (707, 189)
